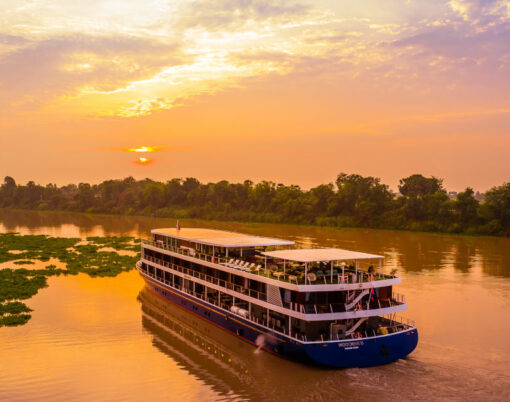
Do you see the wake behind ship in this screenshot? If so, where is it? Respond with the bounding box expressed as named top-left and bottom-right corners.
top-left (136, 227), bottom-right (418, 367)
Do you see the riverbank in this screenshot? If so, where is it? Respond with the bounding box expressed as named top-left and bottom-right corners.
top-left (1, 206), bottom-right (506, 240)
top-left (1, 174), bottom-right (509, 237)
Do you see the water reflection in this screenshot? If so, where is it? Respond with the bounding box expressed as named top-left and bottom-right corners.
top-left (139, 287), bottom-right (351, 401)
top-left (1, 209), bottom-right (510, 278)
top-left (452, 242), bottom-right (477, 273)
top-left (139, 288), bottom-right (266, 400)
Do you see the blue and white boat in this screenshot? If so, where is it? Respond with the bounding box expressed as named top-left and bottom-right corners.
top-left (136, 227), bottom-right (418, 368)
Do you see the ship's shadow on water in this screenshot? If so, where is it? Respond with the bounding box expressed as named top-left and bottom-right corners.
top-left (138, 286), bottom-right (508, 401)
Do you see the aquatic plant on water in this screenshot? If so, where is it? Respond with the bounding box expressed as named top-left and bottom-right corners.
top-left (0, 233), bottom-right (141, 327)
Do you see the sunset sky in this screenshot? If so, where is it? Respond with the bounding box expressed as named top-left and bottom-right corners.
top-left (1, 0), bottom-right (509, 191)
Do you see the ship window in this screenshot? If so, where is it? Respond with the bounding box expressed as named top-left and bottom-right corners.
top-left (232, 275), bottom-right (244, 286)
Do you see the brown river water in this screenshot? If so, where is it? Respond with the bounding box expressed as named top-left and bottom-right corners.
top-left (0, 209), bottom-right (509, 401)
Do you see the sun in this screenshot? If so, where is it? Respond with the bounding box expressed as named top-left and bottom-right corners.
top-left (126, 146), bottom-right (167, 153)
top-left (129, 146), bottom-right (150, 153)
top-left (121, 145), bottom-right (168, 164)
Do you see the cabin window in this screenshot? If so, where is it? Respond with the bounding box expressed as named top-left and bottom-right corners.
top-left (232, 275), bottom-right (244, 286)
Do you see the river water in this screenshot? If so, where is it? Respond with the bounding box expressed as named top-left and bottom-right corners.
top-left (0, 209), bottom-right (509, 401)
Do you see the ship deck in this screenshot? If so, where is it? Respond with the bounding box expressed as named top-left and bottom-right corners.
top-left (142, 240), bottom-right (397, 287)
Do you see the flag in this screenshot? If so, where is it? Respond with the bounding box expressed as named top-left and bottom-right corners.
top-left (370, 287), bottom-right (375, 301)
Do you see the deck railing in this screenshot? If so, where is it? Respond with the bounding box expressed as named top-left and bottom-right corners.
top-left (141, 240), bottom-right (396, 286)
top-left (386, 314), bottom-right (416, 328)
top-left (143, 256), bottom-right (267, 302)
top-left (141, 256), bottom-right (405, 315)
top-left (140, 263), bottom-right (414, 343)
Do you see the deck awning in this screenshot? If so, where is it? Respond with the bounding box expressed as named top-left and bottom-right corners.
top-left (260, 248), bottom-right (383, 262)
top-left (151, 228), bottom-right (294, 248)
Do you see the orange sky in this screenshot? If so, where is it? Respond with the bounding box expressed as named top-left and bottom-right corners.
top-left (1, 0), bottom-right (509, 191)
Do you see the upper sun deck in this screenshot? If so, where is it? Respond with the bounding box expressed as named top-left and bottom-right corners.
top-left (151, 228), bottom-right (294, 248)
top-left (261, 248), bottom-right (383, 263)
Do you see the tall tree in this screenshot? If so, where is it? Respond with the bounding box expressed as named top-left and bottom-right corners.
top-left (454, 187), bottom-right (479, 229)
top-left (398, 174), bottom-right (451, 227)
top-left (481, 183), bottom-right (510, 236)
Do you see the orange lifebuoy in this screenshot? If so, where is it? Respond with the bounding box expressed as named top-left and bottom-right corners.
top-left (354, 332), bottom-right (362, 339)
top-left (355, 303), bottom-right (363, 311)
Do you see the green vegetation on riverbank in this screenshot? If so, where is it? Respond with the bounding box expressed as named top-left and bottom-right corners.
top-left (1, 173), bottom-right (509, 236)
top-left (0, 233), bottom-right (140, 327)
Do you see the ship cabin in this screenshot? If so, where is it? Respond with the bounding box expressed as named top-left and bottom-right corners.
top-left (140, 228), bottom-right (410, 342)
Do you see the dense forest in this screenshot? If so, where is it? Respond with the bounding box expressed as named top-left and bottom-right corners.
top-left (1, 174), bottom-right (509, 236)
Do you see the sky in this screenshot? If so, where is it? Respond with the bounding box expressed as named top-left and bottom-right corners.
top-left (1, 0), bottom-right (509, 191)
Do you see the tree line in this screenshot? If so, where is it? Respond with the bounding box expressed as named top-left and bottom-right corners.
top-left (1, 174), bottom-right (509, 236)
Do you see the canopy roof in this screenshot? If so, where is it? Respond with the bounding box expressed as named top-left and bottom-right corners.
top-left (261, 248), bottom-right (383, 262)
top-left (151, 228), bottom-right (294, 248)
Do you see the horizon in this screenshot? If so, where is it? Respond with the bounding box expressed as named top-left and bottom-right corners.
top-left (1, 1), bottom-right (509, 192)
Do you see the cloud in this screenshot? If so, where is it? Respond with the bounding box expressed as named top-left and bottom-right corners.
top-left (392, 22), bottom-right (510, 58)
top-left (0, 34), bottom-right (28, 45)
top-left (1, 0), bottom-right (509, 120)
top-left (0, 34), bottom-right (183, 110)
top-left (382, 2), bottom-right (510, 87)
top-left (179, 0), bottom-right (310, 31)
top-left (447, 0), bottom-right (509, 24)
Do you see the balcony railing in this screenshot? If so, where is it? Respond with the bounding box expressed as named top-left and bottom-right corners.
top-left (141, 240), bottom-right (397, 286)
top-left (141, 256), bottom-right (405, 315)
top-left (139, 262), bottom-right (414, 342)
top-left (143, 255), bottom-right (267, 302)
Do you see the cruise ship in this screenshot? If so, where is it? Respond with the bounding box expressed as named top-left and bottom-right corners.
top-left (136, 227), bottom-right (418, 367)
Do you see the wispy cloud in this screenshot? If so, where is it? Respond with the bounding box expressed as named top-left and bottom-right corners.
top-left (1, 0), bottom-right (509, 120)
top-left (178, 0), bottom-right (310, 30)
top-left (0, 33), bottom-right (29, 45)
top-left (0, 34), bottom-right (183, 110)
